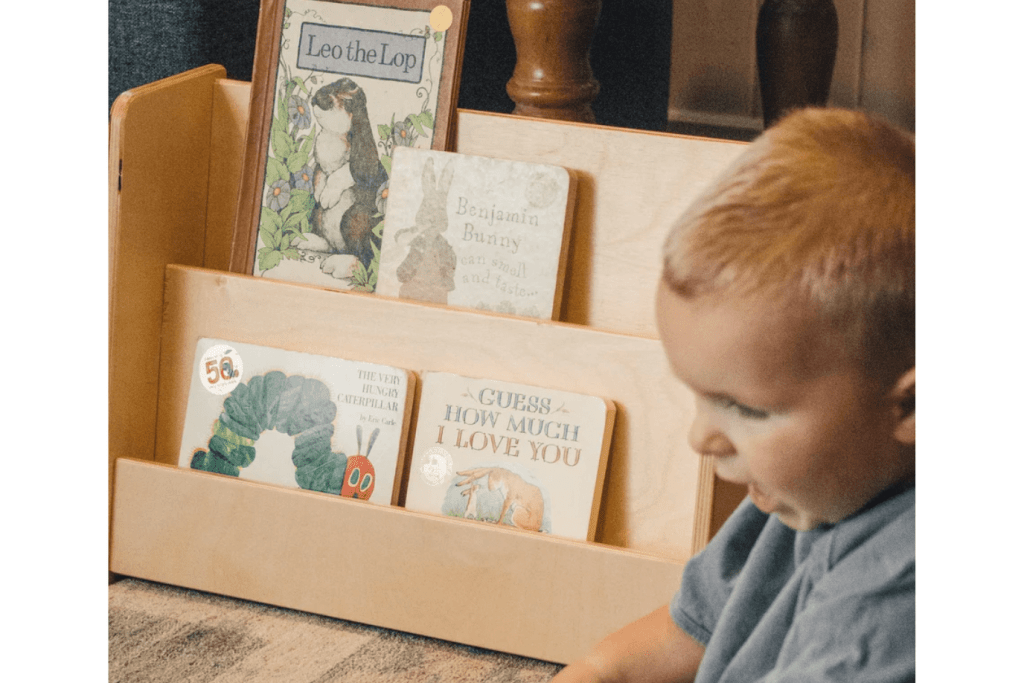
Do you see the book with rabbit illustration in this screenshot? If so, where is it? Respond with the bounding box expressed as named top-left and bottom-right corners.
top-left (403, 371), bottom-right (615, 541)
top-left (374, 147), bottom-right (577, 319)
top-left (230, 0), bottom-right (469, 294)
top-left (178, 338), bottom-right (416, 506)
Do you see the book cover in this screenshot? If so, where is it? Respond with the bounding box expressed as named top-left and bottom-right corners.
top-left (178, 338), bottom-right (415, 505)
top-left (403, 371), bottom-right (614, 540)
top-left (234, 0), bottom-right (469, 293)
top-left (375, 147), bottom-right (577, 319)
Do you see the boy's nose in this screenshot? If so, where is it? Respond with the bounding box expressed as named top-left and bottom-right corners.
top-left (688, 410), bottom-right (735, 458)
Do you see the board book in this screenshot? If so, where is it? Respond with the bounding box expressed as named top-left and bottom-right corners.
top-left (230, 0), bottom-right (470, 293)
top-left (375, 147), bottom-right (576, 319)
top-left (403, 371), bottom-right (614, 540)
top-left (178, 338), bottom-right (415, 505)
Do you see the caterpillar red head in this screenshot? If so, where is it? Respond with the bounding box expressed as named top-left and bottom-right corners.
top-left (341, 425), bottom-right (379, 499)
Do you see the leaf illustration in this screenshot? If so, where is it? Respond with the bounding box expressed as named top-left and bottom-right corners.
top-left (289, 189), bottom-right (314, 215)
top-left (272, 128), bottom-right (295, 159)
top-left (299, 132), bottom-right (315, 158)
top-left (277, 201), bottom-right (296, 224)
top-left (284, 209), bottom-right (306, 230)
top-left (271, 113), bottom-right (288, 140)
top-left (381, 155), bottom-right (392, 176)
top-left (260, 206), bottom-right (284, 232)
top-left (286, 150), bottom-right (308, 174)
top-left (266, 157), bottom-right (289, 185)
top-left (350, 260), bottom-right (368, 286)
top-left (259, 248), bottom-right (284, 272)
top-left (277, 92), bottom-right (288, 127)
top-left (260, 226), bottom-right (280, 250)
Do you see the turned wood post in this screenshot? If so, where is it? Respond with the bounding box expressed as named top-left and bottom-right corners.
top-left (505, 0), bottom-right (602, 123)
top-left (755, 0), bottom-right (838, 128)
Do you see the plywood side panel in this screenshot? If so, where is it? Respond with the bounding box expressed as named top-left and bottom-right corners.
top-left (108, 64), bottom-right (225, 495)
top-left (453, 111), bottom-right (747, 337)
top-left (204, 79), bottom-right (252, 272)
top-left (156, 266), bottom-right (714, 560)
top-left (111, 459), bottom-right (686, 664)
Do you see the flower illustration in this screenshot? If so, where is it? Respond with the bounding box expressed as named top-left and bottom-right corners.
top-left (288, 95), bottom-right (312, 129)
top-left (291, 165), bottom-right (314, 193)
top-left (391, 118), bottom-right (417, 147)
top-left (375, 180), bottom-right (389, 215)
top-left (267, 179), bottom-right (291, 211)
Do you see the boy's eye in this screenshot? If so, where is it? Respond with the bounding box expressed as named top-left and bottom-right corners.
top-left (734, 403), bottom-right (770, 420)
top-left (715, 397), bottom-right (770, 420)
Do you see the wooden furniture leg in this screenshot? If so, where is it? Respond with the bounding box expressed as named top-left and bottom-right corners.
top-left (505, 0), bottom-right (602, 122)
top-left (755, 0), bottom-right (839, 128)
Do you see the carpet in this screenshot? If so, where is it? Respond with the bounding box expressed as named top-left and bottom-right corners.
top-left (109, 578), bottom-right (564, 682)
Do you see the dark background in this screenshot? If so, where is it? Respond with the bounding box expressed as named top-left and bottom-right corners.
top-left (108, 0), bottom-right (673, 132)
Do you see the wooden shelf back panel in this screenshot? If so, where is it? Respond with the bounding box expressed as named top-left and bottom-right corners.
top-left (204, 82), bottom-right (748, 339)
top-left (155, 266), bottom-right (713, 560)
top-left (452, 112), bottom-right (747, 336)
top-left (110, 458), bottom-right (686, 665)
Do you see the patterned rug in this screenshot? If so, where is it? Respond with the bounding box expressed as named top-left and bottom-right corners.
top-left (109, 578), bottom-right (563, 682)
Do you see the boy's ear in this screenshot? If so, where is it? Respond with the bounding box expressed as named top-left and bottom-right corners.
top-left (891, 367), bottom-right (915, 445)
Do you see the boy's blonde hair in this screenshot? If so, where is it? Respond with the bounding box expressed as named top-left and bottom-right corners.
top-left (662, 108), bottom-right (915, 384)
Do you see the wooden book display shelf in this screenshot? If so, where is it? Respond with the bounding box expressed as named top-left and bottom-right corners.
top-left (108, 64), bottom-right (748, 664)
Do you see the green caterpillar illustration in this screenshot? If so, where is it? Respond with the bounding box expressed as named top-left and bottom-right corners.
top-left (190, 371), bottom-right (349, 495)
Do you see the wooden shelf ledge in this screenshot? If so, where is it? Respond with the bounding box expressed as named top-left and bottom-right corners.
top-left (111, 458), bottom-right (685, 664)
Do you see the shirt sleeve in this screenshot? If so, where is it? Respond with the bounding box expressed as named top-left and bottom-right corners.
top-left (670, 499), bottom-right (770, 645)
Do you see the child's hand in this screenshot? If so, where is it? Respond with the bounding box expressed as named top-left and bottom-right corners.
top-left (551, 605), bottom-right (704, 683)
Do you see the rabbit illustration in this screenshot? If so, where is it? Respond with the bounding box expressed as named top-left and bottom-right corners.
top-left (456, 466), bottom-right (544, 532)
top-left (394, 157), bottom-right (457, 304)
top-left (307, 78), bottom-right (387, 278)
top-left (461, 483), bottom-right (480, 520)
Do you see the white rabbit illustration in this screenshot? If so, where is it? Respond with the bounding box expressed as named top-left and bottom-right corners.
top-left (394, 157), bottom-right (457, 304)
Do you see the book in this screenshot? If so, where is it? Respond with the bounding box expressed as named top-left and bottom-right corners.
top-left (230, 0), bottom-right (470, 293)
top-left (374, 147), bottom-right (577, 319)
top-left (403, 371), bottom-right (614, 540)
top-left (178, 338), bottom-right (415, 505)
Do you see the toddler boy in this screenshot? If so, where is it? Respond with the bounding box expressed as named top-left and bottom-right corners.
top-left (553, 108), bottom-right (915, 682)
